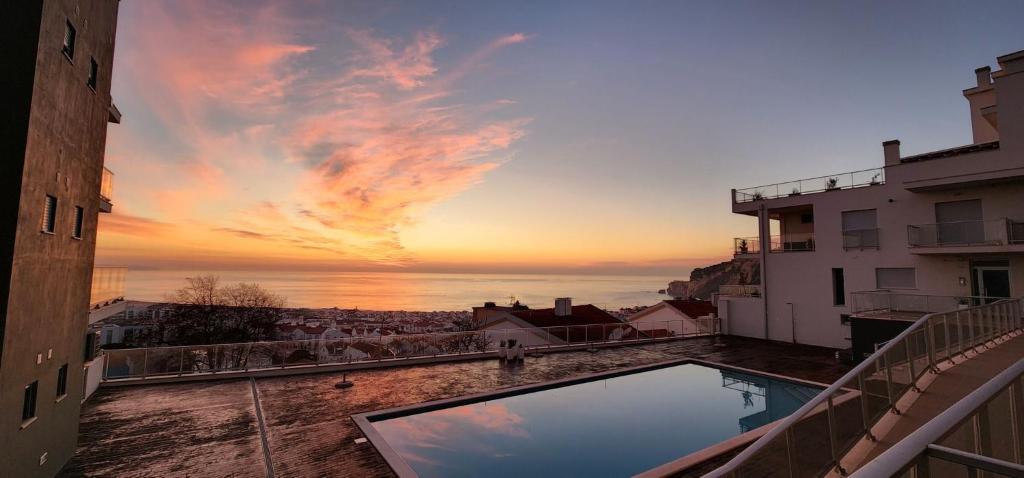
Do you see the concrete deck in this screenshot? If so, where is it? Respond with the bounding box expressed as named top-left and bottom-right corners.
top-left (58, 336), bottom-right (851, 478)
top-left (849, 333), bottom-right (1024, 472)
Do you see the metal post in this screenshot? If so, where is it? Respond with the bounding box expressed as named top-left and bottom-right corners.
top-left (884, 353), bottom-right (898, 414)
top-left (1008, 381), bottom-right (1021, 465)
top-left (784, 427), bottom-right (796, 478)
top-left (857, 372), bottom-right (877, 441)
top-left (956, 312), bottom-right (966, 359)
top-left (968, 310), bottom-right (977, 353)
top-left (827, 395), bottom-right (846, 475)
top-left (906, 338), bottom-right (918, 386)
top-left (942, 315), bottom-right (952, 364)
top-left (178, 348), bottom-right (184, 376)
top-left (142, 349), bottom-right (149, 379)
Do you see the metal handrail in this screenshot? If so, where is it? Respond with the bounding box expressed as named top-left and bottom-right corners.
top-left (703, 298), bottom-right (1023, 478)
top-left (102, 317), bottom-right (722, 380)
top-left (850, 291), bottom-right (1003, 314)
top-left (906, 217), bottom-right (1013, 247)
top-left (849, 358), bottom-right (1024, 477)
top-left (733, 167), bottom-right (885, 203)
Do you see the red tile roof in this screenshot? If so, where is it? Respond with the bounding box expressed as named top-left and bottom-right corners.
top-left (510, 304), bottom-right (639, 342)
top-left (663, 299), bottom-right (717, 318)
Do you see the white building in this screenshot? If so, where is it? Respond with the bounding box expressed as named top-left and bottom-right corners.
top-left (477, 298), bottom-right (638, 347)
top-left (721, 50), bottom-right (1024, 351)
top-left (626, 299), bottom-right (717, 337)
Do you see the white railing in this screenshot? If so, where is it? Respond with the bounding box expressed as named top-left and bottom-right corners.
top-left (769, 233), bottom-right (815, 252)
top-left (907, 218), bottom-right (1020, 248)
top-left (733, 167), bottom-right (885, 203)
top-left (703, 298), bottom-right (1023, 478)
top-left (850, 291), bottom-right (1001, 316)
top-left (102, 318), bottom-right (721, 380)
top-left (850, 358), bottom-right (1024, 477)
top-left (733, 237), bottom-right (761, 256)
top-left (719, 285), bottom-right (761, 297)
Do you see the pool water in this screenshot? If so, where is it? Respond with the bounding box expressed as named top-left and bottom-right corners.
top-left (369, 363), bottom-right (821, 477)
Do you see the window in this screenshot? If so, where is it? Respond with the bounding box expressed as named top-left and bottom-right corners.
top-left (42, 195), bottom-right (57, 233)
top-left (832, 268), bottom-right (845, 305)
top-left (876, 267), bottom-right (917, 289)
top-left (88, 58), bottom-right (98, 90)
top-left (56, 364), bottom-right (68, 398)
top-left (22, 381), bottom-right (38, 422)
top-left (63, 21), bottom-right (76, 60)
top-left (842, 209), bottom-right (879, 249)
top-left (72, 206), bottom-right (84, 239)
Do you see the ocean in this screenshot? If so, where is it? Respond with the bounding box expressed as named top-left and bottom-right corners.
top-left (123, 270), bottom-right (677, 311)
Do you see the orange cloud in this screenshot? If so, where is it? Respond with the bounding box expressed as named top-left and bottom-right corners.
top-left (102, 1), bottom-right (531, 269)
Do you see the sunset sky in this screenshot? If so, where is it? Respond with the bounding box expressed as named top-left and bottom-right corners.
top-left (97, 0), bottom-right (1024, 275)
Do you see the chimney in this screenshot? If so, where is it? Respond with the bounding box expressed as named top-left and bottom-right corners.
top-left (554, 298), bottom-right (572, 317)
top-left (963, 65), bottom-right (999, 144)
top-left (883, 140), bottom-right (901, 166)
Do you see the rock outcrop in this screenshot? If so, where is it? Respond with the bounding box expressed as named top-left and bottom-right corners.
top-left (667, 259), bottom-right (759, 299)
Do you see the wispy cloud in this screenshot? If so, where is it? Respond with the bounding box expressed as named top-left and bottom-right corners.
top-left (102, 1), bottom-right (531, 268)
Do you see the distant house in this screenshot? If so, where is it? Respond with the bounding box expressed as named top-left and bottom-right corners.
top-left (626, 299), bottom-right (717, 337)
top-left (477, 298), bottom-right (639, 347)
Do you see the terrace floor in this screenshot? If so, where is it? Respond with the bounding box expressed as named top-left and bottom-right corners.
top-left (59, 336), bottom-right (851, 478)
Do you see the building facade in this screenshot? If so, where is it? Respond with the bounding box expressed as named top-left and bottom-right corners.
top-left (0, 1), bottom-right (120, 476)
top-left (721, 50), bottom-right (1024, 350)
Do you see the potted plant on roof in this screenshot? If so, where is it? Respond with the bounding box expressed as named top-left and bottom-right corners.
top-left (825, 177), bottom-right (839, 191)
top-left (751, 191), bottom-right (764, 200)
top-left (738, 239), bottom-right (749, 254)
top-left (789, 188), bottom-right (801, 196)
top-left (869, 172), bottom-right (881, 185)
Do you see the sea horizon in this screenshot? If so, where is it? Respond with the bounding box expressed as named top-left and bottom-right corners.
top-left (121, 269), bottom-right (683, 311)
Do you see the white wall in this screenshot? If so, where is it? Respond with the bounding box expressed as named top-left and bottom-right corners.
top-left (82, 355), bottom-right (105, 403)
top-left (719, 297), bottom-right (765, 339)
top-left (629, 306), bottom-right (704, 336)
top-left (480, 319), bottom-right (560, 347)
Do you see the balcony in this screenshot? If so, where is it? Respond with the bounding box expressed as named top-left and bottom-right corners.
top-left (769, 233), bottom-right (814, 252)
top-left (842, 228), bottom-right (879, 250)
top-left (718, 284), bottom-right (760, 297)
top-left (99, 167), bottom-right (113, 213)
top-left (850, 291), bottom-right (998, 321)
top-left (733, 167), bottom-right (885, 204)
top-left (733, 237), bottom-right (761, 257)
top-left (906, 218), bottom-right (1024, 252)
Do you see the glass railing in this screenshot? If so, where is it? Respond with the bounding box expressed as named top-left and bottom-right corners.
top-left (907, 218), bottom-right (1016, 247)
top-left (734, 167), bottom-right (885, 203)
top-left (100, 167), bottom-right (114, 202)
top-left (849, 358), bottom-right (1024, 477)
top-left (102, 318), bottom-right (722, 380)
top-left (843, 228), bottom-right (879, 250)
top-left (718, 285), bottom-right (761, 297)
top-left (704, 298), bottom-right (1023, 478)
top-left (769, 233), bottom-right (815, 252)
top-left (850, 291), bottom-right (1002, 316)
top-left (733, 237), bottom-right (761, 255)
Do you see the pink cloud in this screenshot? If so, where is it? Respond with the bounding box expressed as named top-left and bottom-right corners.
top-left (104, 0), bottom-right (531, 267)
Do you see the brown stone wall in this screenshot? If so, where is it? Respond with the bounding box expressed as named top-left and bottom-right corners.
top-left (0, 1), bottom-right (120, 476)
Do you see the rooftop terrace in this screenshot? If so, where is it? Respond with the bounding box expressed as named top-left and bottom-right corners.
top-left (59, 336), bottom-right (849, 478)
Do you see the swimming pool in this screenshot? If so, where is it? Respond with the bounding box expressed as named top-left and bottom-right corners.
top-left (355, 360), bottom-right (823, 477)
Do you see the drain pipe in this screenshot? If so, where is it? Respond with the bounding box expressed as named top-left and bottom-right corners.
top-left (788, 302), bottom-right (796, 344)
top-left (758, 203), bottom-right (770, 340)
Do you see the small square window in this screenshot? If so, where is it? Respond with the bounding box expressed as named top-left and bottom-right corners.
top-left (88, 58), bottom-right (98, 90)
top-left (63, 21), bottom-right (76, 60)
top-left (42, 195), bottom-right (57, 233)
top-left (73, 206), bottom-right (84, 239)
top-left (23, 381), bottom-right (38, 421)
top-left (56, 364), bottom-right (69, 398)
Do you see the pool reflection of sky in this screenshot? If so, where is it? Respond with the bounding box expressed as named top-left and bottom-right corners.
top-left (372, 363), bottom-right (820, 477)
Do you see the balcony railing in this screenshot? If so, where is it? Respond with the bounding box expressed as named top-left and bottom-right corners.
top-left (100, 167), bottom-right (113, 201)
top-left (733, 237), bottom-right (761, 255)
top-left (907, 218), bottom-right (1023, 248)
top-left (843, 228), bottom-right (879, 250)
top-left (733, 167), bottom-right (885, 203)
top-left (769, 233), bottom-right (815, 252)
top-left (705, 298), bottom-right (1023, 478)
top-left (851, 291), bottom-right (1002, 318)
top-left (718, 284), bottom-right (761, 297)
top-left (101, 318), bottom-right (721, 380)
